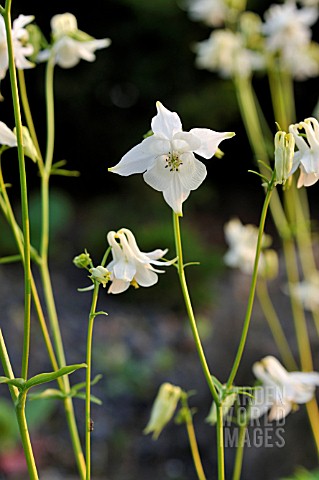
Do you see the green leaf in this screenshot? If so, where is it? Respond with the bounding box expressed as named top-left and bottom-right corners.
top-left (73, 392), bottom-right (103, 405)
top-left (72, 374), bottom-right (103, 393)
top-left (29, 388), bottom-right (66, 401)
top-left (0, 376), bottom-right (26, 389)
top-left (25, 364), bottom-right (87, 390)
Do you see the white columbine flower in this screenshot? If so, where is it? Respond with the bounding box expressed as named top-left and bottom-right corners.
top-left (37, 12), bottom-right (111, 68)
top-left (224, 218), bottom-right (278, 278)
top-left (109, 101), bottom-right (234, 215)
top-left (195, 29), bottom-right (264, 79)
top-left (106, 227), bottom-right (173, 294)
top-left (0, 14), bottom-right (34, 80)
top-left (289, 117), bottom-right (319, 187)
top-left (250, 356), bottom-right (319, 421)
top-left (187, 0), bottom-right (229, 27)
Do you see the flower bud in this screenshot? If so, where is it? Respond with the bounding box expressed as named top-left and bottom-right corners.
top-left (89, 266), bottom-right (111, 287)
top-left (143, 383), bottom-right (182, 439)
top-left (206, 392), bottom-right (237, 426)
top-left (73, 252), bottom-right (92, 269)
top-left (51, 13), bottom-right (78, 38)
top-left (274, 131), bottom-right (295, 187)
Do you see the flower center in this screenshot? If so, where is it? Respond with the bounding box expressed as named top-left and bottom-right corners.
top-left (164, 152), bottom-right (183, 172)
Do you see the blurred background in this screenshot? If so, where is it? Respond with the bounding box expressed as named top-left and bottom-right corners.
top-left (0, 0), bottom-right (319, 479)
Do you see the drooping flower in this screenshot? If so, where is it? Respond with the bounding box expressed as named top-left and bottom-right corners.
top-left (195, 29), bottom-right (264, 78)
top-left (144, 383), bottom-right (182, 439)
top-left (223, 218), bottom-right (278, 278)
top-left (89, 265), bottom-right (111, 288)
top-left (109, 101), bottom-right (234, 215)
top-left (0, 14), bottom-right (34, 80)
top-left (106, 227), bottom-right (173, 294)
top-left (37, 12), bottom-right (111, 68)
top-left (250, 356), bottom-right (319, 421)
top-left (289, 117), bottom-right (319, 187)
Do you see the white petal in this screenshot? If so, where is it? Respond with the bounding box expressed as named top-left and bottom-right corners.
top-left (108, 278), bottom-right (130, 294)
top-left (110, 136), bottom-right (161, 176)
top-left (172, 131), bottom-right (201, 153)
top-left (145, 248), bottom-right (168, 261)
top-left (151, 102), bottom-right (182, 139)
top-left (163, 174), bottom-right (191, 215)
top-left (134, 265), bottom-right (158, 287)
top-left (143, 156), bottom-right (173, 191)
top-left (249, 386), bottom-right (273, 419)
top-left (190, 128), bottom-right (235, 159)
top-left (12, 15), bottom-right (34, 35)
top-left (297, 170), bottom-right (319, 187)
top-left (289, 371), bottom-right (319, 386)
top-left (178, 154), bottom-right (207, 191)
top-left (113, 258), bottom-right (136, 282)
top-left (0, 122), bottom-right (17, 147)
top-left (268, 400), bottom-right (292, 421)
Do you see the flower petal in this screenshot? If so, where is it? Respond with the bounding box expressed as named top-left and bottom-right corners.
top-left (151, 102), bottom-right (182, 139)
top-left (143, 156), bottom-right (173, 191)
top-left (134, 265), bottom-right (159, 287)
top-left (108, 278), bottom-right (130, 294)
top-left (190, 128), bottom-right (235, 159)
top-left (178, 154), bottom-right (207, 191)
top-left (110, 136), bottom-right (162, 176)
top-left (163, 174), bottom-right (191, 215)
top-left (0, 122), bottom-right (17, 147)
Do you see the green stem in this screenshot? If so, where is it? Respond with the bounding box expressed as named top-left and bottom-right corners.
top-left (226, 185), bottom-right (273, 389)
top-left (172, 213), bottom-right (224, 480)
top-left (256, 280), bottom-right (297, 371)
top-left (0, 329), bottom-right (19, 401)
top-left (85, 284), bottom-right (100, 480)
top-left (16, 393), bottom-right (39, 480)
top-left (232, 424), bottom-right (247, 480)
top-left (181, 394), bottom-right (207, 480)
top-left (3, 2), bottom-right (31, 381)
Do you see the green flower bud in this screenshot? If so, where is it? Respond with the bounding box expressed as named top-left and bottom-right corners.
top-left (274, 131), bottom-right (295, 187)
top-left (73, 252), bottom-right (91, 269)
top-left (206, 392), bottom-right (237, 426)
top-left (143, 383), bottom-right (182, 439)
top-left (89, 266), bottom-right (111, 287)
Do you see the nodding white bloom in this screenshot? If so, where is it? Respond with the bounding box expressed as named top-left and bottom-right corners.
top-left (109, 101), bottom-right (234, 215)
top-left (250, 356), bottom-right (319, 421)
top-left (195, 29), bottom-right (264, 78)
top-left (224, 218), bottom-right (278, 278)
top-left (187, 0), bottom-right (229, 27)
top-left (144, 383), bottom-right (182, 439)
top-left (37, 12), bottom-right (111, 68)
top-left (289, 117), bottom-right (319, 187)
top-left (290, 274), bottom-right (319, 311)
top-left (106, 227), bottom-right (173, 294)
top-left (0, 14), bottom-right (34, 80)
top-left (274, 130), bottom-right (295, 186)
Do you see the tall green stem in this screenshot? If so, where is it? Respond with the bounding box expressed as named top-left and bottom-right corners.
top-left (3, 2), bottom-right (31, 381)
top-left (16, 393), bottom-right (39, 479)
top-left (232, 424), bottom-right (247, 480)
top-left (173, 213), bottom-right (224, 480)
top-left (85, 284), bottom-right (100, 480)
top-left (226, 185), bottom-right (273, 389)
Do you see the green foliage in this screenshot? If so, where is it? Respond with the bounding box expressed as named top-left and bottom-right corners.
top-left (281, 468), bottom-right (319, 480)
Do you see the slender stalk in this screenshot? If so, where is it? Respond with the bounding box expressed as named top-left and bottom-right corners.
top-left (256, 280), bottom-right (297, 371)
top-left (0, 330), bottom-right (19, 401)
top-left (181, 394), bottom-right (207, 480)
top-left (3, 2), bottom-right (31, 381)
top-left (232, 424), bottom-right (247, 480)
top-left (172, 212), bottom-right (224, 479)
top-left (173, 213), bottom-right (219, 404)
top-left (85, 284), bottom-right (100, 480)
top-left (226, 185), bottom-right (273, 389)
top-left (15, 393), bottom-right (39, 480)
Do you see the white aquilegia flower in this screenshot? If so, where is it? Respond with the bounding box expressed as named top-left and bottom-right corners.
top-left (37, 12), bottom-right (111, 68)
top-left (290, 274), bottom-right (319, 311)
top-left (144, 383), bottom-right (182, 439)
top-left (187, 0), bottom-right (229, 27)
top-left (109, 101), bottom-right (234, 215)
top-left (195, 29), bottom-right (264, 79)
top-left (224, 218), bottom-right (278, 278)
top-left (289, 117), bottom-right (319, 187)
top-left (0, 14), bottom-right (34, 80)
top-left (106, 227), bottom-right (173, 294)
top-left (250, 356), bottom-right (319, 421)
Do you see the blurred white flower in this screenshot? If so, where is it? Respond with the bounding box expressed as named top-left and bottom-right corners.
top-left (224, 218), bottom-right (278, 278)
top-left (282, 41), bottom-right (319, 80)
top-left (37, 12), bottom-right (111, 68)
top-left (110, 101), bottom-right (234, 214)
top-left (187, 0), bottom-right (228, 26)
top-left (250, 356), bottom-right (319, 421)
top-left (290, 275), bottom-right (319, 311)
top-left (289, 117), bottom-right (319, 187)
top-left (0, 14), bottom-right (34, 80)
top-left (144, 383), bottom-right (182, 439)
top-left (106, 227), bottom-right (173, 294)
top-left (195, 29), bottom-right (264, 78)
